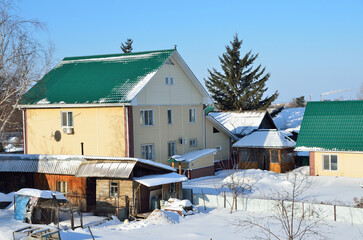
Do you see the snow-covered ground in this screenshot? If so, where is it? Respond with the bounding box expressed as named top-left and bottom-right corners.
top-left (183, 167), bottom-right (363, 206)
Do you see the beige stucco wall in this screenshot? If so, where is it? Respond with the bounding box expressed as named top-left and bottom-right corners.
top-left (26, 106), bottom-right (126, 156)
top-left (134, 56), bottom-right (203, 105)
top-left (205, 119), bottom-right (231, 161)
top-left (313, 151), bottom-right (363, 178)
top-left (133, 104), bottom-right (204, 165)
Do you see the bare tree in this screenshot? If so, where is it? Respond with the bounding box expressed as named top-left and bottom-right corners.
top-left (0, 0), bottom-right (53, 146)
top-left (237, 169), bottom-right (328, 240)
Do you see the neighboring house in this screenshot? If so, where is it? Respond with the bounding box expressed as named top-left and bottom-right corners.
top-left (233, 129), bottom-right (296, 173)
top-left (205, 115), bottom-right (238, 165)
top-left (18, 49), bottom-right (215, 176)
top-left (208, 111), bottom-right (277, 138)
top-left (273, 107), bottom-right (305, 141)
top-left (0, 154), bottom-right (187, 217)
top-left (295, 100), bottom-right (363, 178)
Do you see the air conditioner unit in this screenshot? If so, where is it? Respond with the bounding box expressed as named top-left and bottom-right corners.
top-left (179, 138), bottom-right (187, 144)
top-left (216, 146), bottom-right (222, 151)
top-left (63, 127), bottom-right (74, 134)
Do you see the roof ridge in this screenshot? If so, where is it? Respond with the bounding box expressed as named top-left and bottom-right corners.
top-left (63, 49), bottom-right (175, 61)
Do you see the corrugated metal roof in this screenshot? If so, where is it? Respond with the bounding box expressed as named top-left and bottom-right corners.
top-left (0, 156), bottom-right (84, 175)
top-left (295, 100), bottom-right (363, 152)
top-left (75, 161), bottom-right (136, 178)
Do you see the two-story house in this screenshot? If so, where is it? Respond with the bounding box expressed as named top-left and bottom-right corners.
top-left (18, 49), bottom-right (215, 177)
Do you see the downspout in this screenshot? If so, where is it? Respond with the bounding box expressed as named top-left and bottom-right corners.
top-left (125, 104), bottom-right (129, 157)
top-left (203, 106), bottom-right (206, 149)
top-left (22, 109), bottom-right (27, 154)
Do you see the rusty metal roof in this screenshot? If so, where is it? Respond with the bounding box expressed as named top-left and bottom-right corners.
top-left (0, 154), bottom-right (84, 175)
top-left (75, 161), bottom-right (136, 178)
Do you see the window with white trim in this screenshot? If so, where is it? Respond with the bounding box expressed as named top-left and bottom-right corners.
top-left (323, 155), bottom-right (338, 171)
top-left (140, 110), bottom-right (154, 126)
top-left (189, 108), bottom-right (196, 123)
top-left (141, 144), bottom-right (154, 160)
top-left (189, 138), bottom-right (198, 147)
top-left (110, 182), bottom-right (118, 197)
top-left (165, 76), bottom-right (174, 85)
top-left (56, 181), bottom-right (68, 193)
top-left (167, 109), bottom-right (173, 125)
top-left (168, 141), bottom-right (176, 157)
top-left (61, 112), bottom-right (73, 127)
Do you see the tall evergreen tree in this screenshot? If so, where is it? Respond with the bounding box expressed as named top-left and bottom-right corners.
top-left (205, 34), bottom-right (278, 111)
top-left (120, 38), bottom-right (133, 53)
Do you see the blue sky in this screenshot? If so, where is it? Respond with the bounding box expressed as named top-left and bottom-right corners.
top-left (20, 0), bottom-right (363, 103)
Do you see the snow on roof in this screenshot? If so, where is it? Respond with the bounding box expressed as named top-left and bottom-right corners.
top-left (273, 107), bottom-right (305, 131)
top-left (133, 172), bottom-right (188, 187)
top-left (179, 149), bottom-right (217, 163)
top-left (208, 111), bottom-right (266, 136)
top-left (232, 129), bottom-right (296, 148)
top-left (15, 188), bottom-right (67, 200)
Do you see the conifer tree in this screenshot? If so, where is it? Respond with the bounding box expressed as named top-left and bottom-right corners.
top-left (205, 34), bottom-right (278, 111)
top-left (121, 38), bottom-right (133, 53)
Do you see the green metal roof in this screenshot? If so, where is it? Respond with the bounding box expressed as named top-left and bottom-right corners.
top-left (20, 49), bottom-right (175, 105)
top-left (295, 100), bottom-right (363, 152)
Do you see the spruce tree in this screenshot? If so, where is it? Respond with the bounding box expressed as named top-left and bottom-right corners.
top-left (205, 34), bottom-right (278, 111)
top-left (121, 38), bottom-right (133, 53)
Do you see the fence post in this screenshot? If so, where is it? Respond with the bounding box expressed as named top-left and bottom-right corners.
top-left (224, 192), bottom-right (226, 208)
top-left (302, 202), bottom-right (304, 219)
top-left (334, 205), bottom-right (336, 221)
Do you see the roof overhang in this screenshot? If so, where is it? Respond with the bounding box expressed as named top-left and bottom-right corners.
top-left (133, 172), bottom-right (188, 187)
top-left (206, 115), bottom-right (239, 140)
top-left (295, 147), bottom-right (363, 153)
top-left (17, 102), bottom-right (130, 109)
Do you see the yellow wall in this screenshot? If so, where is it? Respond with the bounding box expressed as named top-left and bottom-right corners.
top-left (205, 119), bottom-right (231, 161)
top-left (133, 104), bottom-right (204, 165)
top-left (313, 151), bottom-right (363, 178)
top-left (26, 107), bottom-right (125, 156)
top-left (134, 56), bottom-right (203, 105)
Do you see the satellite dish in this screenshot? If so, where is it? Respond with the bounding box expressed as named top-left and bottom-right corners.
top-left (54, 130), bottom-right (61, 142)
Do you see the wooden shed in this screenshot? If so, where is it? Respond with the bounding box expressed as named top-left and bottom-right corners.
top-left (232, 129), bottom-right (296, 173)
top-left (75, 157), bottom-right (187, 219)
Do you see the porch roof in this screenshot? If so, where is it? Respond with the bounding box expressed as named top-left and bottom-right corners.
top-left (133, 172), bottom-right (188, 187)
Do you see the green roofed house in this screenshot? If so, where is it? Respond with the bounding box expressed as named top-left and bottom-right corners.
top-left (295, 100), bottom-right (363, 178)
top-left (18, 49), bottom-right (218, 178)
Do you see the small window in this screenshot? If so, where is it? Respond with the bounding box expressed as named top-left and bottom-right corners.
top-left (141, 144), bottom-right (154, 160)
top-left (110, 182), bottom-right (118, 197)
top-left (323, 155), bottom-right (338, 171)
top-left (168, 141), bottom-right (176, 157)
top-left (61, 112), bottom-right (73, 127)
top-left (165, 76), bottom-right (174, 85)
top-left (216, 145), bottom-right (222, 151)
top-left (189, 109), bottom-right (196, 123)
top-left (56, 181), bottom-right (68, 193)
top-left (167, 109), bottom-right (173, 125)
top-left (213, 127), bottom-right (220, 133)
top-left (140, 110), bottom-right (154, 126)
top-left (189, 138), bottom-right (198, 147)
top-left (169, 183), bottom-right (176, 193)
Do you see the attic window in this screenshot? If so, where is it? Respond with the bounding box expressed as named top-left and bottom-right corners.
top-left (165, 59), bottom-right (174, 65)
top-left (213, 127), bottom-right (220, 133)
top-left (165, 77), bottom-right (174, 85)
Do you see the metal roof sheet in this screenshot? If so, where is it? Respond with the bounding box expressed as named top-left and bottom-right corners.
top-left (75, 161), bottom-right (136, 178)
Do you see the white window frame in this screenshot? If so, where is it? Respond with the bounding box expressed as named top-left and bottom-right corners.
top-left (141, 144), bottom-right (154, 160)
top-left (167, 109), bottom-right (173, 125)
top-left (189, 138), bottom-right (198, 147)
top-left (140, 109), bottom-right (154, 126)
top-left (322, 154), bottom-right (338, 171)
top-left (168, 141), bottom-right (176, 157)
top-left (165, 76), bottom-right (174, 85)
top-left (61, 111), bottom-right (73, 127)
top-left (189, 108), bottom-right (196, 123)
top-left (110, 181), bottom-right (118, 198)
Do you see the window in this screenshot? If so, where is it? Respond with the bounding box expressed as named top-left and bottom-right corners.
top-left (189, 138), bottom-right (198, 147)
top-left (110, 182), bottom-right (118, 197)
top-left (189, 108), bottom-right (196, 123)
top-left (61, 112), bottom-right (73, 127)
top-left (140, 110), bottom-right (154, 126)
top-left (168, 141), bottom-right (176, 157)
top-left (141, 144), bottom-right (154, 160)
top-left (56, 181), bottom-right (68, 193)
top-left (213, 127), bottom-right (220, 133)
top-left (323, 155), bottom-right (338, 171)
top-left (169, 183), bottom-right (176, 193)
top-left (165, 76), bottom-right (174, 85)
top-left (271, 150), bottom-right (279, 163)
top-left (167, 109), bottom-right (173, 125)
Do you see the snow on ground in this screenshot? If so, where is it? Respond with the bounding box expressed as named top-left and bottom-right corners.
top-left (1, 206), bottom-right (363, 240)
top-left (183, 167), bottom-right (363, 206)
